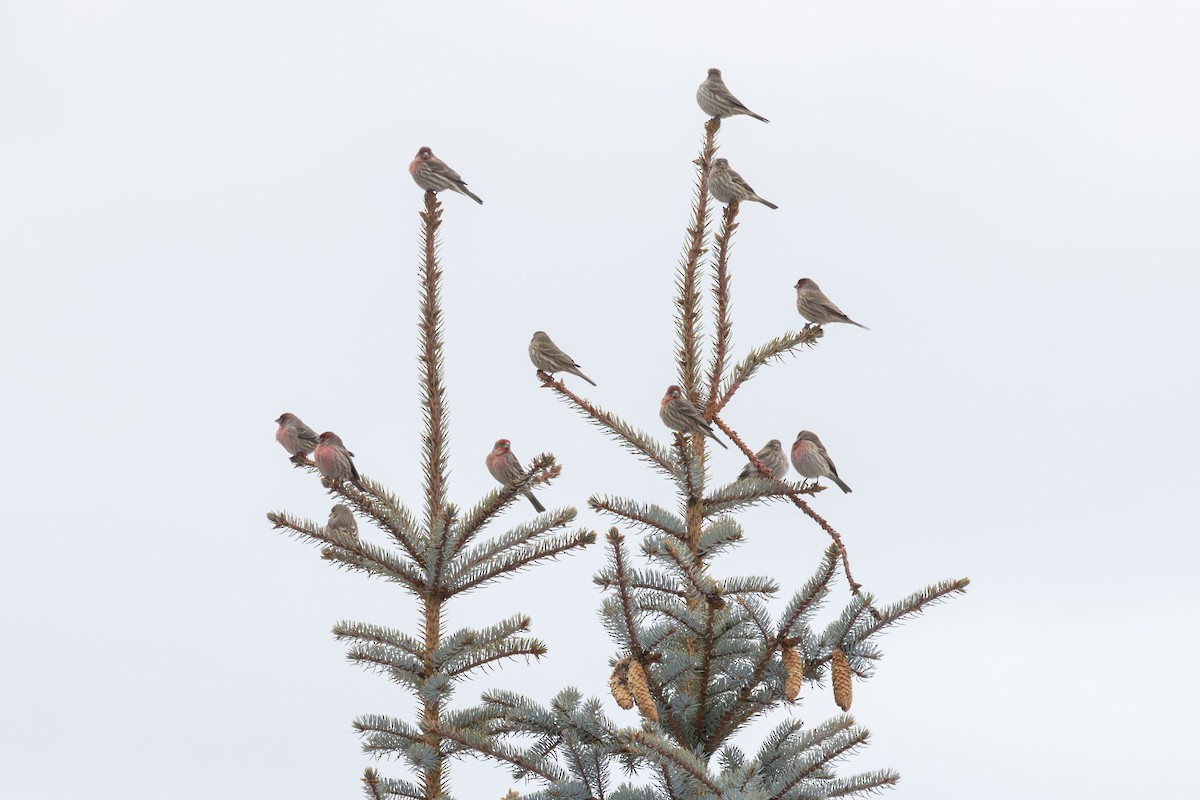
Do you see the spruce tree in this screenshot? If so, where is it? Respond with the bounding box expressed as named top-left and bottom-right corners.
top-left (426, 118), bottom-right (970, 799)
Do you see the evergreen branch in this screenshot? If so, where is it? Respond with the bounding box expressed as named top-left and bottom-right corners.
top-left (589, 496), bottom-right (688, 542)
top-left (778, 545), bottom-right (841, 638)
top-left (675, 118), bottom-right (721, 399)
top-left (705, 199), bottom-right (740, 418)
top-left (643, 537), bottom-right (716, 602)
top-left (821, 769), bottom-right (901, 798)
top-left (433, 726), bottom-right (566, 783)
top-left (449, 530), bottom-right (596, 596)
top-left (355, 715), bottom-right (427, 751)
top-left (446, 637), bottom-right (548, 677)
top-left (851, 578), bottom-right (971, 643)
top-left (621, 730), bottom-right (724, 798)
top-left (362, 769), bottom-right (426, 800)
top-left (449, 506), bottom-right (578, 585)
top-left (695, 601), bottom-right (717, 745)
top-left (267, 511), bottom-right (426, 591)
top-left (419, 190), bottom-right (450, 535)
top-left (696, 517), bottom-right (744, 558)
top-left (719, 575), bottom-right (779, 596)
top-left (346, 643), bottom-right (425, 685)
top-left (712, 417), bottom-right (880, 618)
top-left (333, 621), bottom-right (425, 659)
top-left (703, 478), bottom-right (821, 517)
top-left (538, 374), bottom-right (680, 481)
top-left (715, 328), bottom-right (824, 415)
top-left (767, 726), bottom-right (872, 800)
top-left (672, 432), bottom-right (706, 503)
top-left (448, 454), bottom-right (563, 555)
top-left (595, 566), bottom-right (687, 598)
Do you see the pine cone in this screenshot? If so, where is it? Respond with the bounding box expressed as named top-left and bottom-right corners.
top-left (626, 659), bottom-right (659, 722)
top-left (831, 648), bottom-right (853, 711)
top-left (781, 644), bottom-right (804, 702)
top-left (610, 658), bottom-right (634, 710)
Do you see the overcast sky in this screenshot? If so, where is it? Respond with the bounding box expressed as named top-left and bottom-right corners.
top-left (2, 1), bottom-right (1198, 798)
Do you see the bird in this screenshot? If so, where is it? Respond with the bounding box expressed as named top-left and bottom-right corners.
top-left (409, 147), bottom-right (483, 204)
top-left (660, 385), bottom-right (728, 449)
top-left (709, 158), bottom-right (778, 209)
top-left (737, 439), bottom-right (789, 481)
top-left (313, 432), bottom-right (366, 491)
top-left (795, 279), bottom-right (868, 329)
top-left (790, 431), bottom-right (852, 493)
top-left (486, 439), bottom-right (546, 513)
top-left (327, 504), bottom-right (358, 539)
top-left (275, 413), bottom-right (319, 460)
top-left (529, 331), bottom-right (597, 386)
top-left (696, 68), bottom-right (769, 123)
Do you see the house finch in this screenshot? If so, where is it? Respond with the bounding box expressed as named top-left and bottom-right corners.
top-left (737, 439), bottom-right (789, 481)
top-left (314, 432), bottom-right (366, 491)
top-left (276, 412), bottom-right (319, 460)
top-left (528, 331), bottom-right (596, 386)
top-left (486, 439), bottom-right (546, 513)
top-left (795, 279), bottom-right (868, 329)
top-left (709, 158), bottom-right (778, 209)
top-left (696, 68), bottom-right (769, 123)
top-left (660, 385), bottom-right (728, 449)
top-left (327, 504), bottom-right (358, 539)
top-left (790, 431), bottom-right (852, 493)
top-left (409, 147), bottom-right (483, 204)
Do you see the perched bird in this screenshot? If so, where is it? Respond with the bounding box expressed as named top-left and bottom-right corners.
top-left (314, 432), bottom-right (366, 491)
top-left (660, 385), bottom-right (728, 449)
top-left (696, 67), bottom-right (769, 123)
top-left (327, 504), bottom-right (358, 539)
top-left (529, 331), bottom-right (597, 386)
top-left (795, 279), bottom-right (868, 329)
top-left (409, 146), bottom-right (483, 204)
top-left (790, 431), bottom-right (852, 493)
top-left (486, 439), bottom-right (546, 512)
top-left (275, 412), bottom-right (319, 460)
top-left (737, 439), bottom-right (789, 481)
top-left (710, 158), bottom-right (778, 209)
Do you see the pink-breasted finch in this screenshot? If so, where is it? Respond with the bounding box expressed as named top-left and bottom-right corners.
top-left (795, 278), bottom-right (868, 329)
top-left (737, 439), bottom-right (789, 481)
top-left (276, 413), bottom-right (319, 459)
top-left (790, 430), bottom-right (852, 493)
top-left (529, 331), bottom-right (597, 386)
top-left (314, 432), bottom-right (366, 491)
top-left (486, 439), bottom-right (546, 512)
top-left (709, 158), bottom-right (778, 209)
top-left (409, 147), bottom-right (483, 204)
top-left (660, 385), bottom-right (728, 449)
top-left (696, 68), bottom-right (769, 123)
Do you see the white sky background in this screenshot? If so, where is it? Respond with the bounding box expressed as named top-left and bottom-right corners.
top-left (2, 1), bottom-right (1197, 797)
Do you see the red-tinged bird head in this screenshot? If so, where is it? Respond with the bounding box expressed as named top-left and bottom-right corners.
top-left (492, 439), bottom-right (511, 453)
top-left (318, 432), bottom-right (342, 446)
top-left (276, 412), bottom-right (296, 425)
top-left (662, 385), bottom-right (683, 408)
top-left (415, 147), bottom-right (433, 160)
top-left (795, 278), bottom-right (814, 290)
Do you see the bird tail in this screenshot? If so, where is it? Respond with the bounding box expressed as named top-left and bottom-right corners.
top-left (847, 318), bottom-right (870, 330)
top-left (751, 112), bottom-right (770, 123)
top-left (707, 430), bottom-right (730, 450)
top-left (525, 491), bottom-right (546, 513)
top-left (459, 185), bottom-right (484, 204)
top-left (577, 370), bottom-right (598, 387)
top-left (757, 197), bottom-right (779, 210)
top-left (830, 475), bottom-right (852, 494)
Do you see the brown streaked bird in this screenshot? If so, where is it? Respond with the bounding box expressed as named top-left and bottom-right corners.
top-left (790, 430), bottom-right (851, 493)
top-left (737, 439), bottom-right (789, 481)
top-left (313, 431), bottom-right (366, 491)
top-left (659, 385), bottom-right (728, 449)
top-left (486, 439), bottom-right (546, 513)
top-left (795, 278), bottom-right (868, 329)
top-left (327, 504), bottom-right (358, 539)
top-left (696, 67), bottom-right (769, 123)
top-left (710, 158), bottom-right (778, 209)
top-left (275, 412), bottom-right (319, 459)
top-left (529, 331), bottom-right (596, 386)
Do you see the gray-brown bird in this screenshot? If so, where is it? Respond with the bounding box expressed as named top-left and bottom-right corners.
top-left (790, 431), bottom-right (851, 493)
top-left (327, 504), bottom-right (358, 539)
top-left (314, 432), bottom-right (366, 491)
top-left (795, 278), bottom-right (868, 329)
top-left (409, 147), bottom-right (483, 204)
top-left (710, 158), bottom-right (778, 209)
top-left (696, 68), bottom-right (769, 123)
top-left (737, 439), bottom-right (789, 481)
top-left (529, 331), bottom-right (596, 386)
top-left (486, 439), bottom-right (546, 513)
top-left (275, 413), bottom-right (319, 460)
top-left (660, 385), bottom-right (728, 449)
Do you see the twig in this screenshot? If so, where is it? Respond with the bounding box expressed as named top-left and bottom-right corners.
top-left (419, 190), bottom-right (449, 537)
top-left (712, 416), bottom-right (882, 620)
top-left (676, 118), bottom-right (721, 400)
top-left (705, 199), bottom-right (740, 418)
